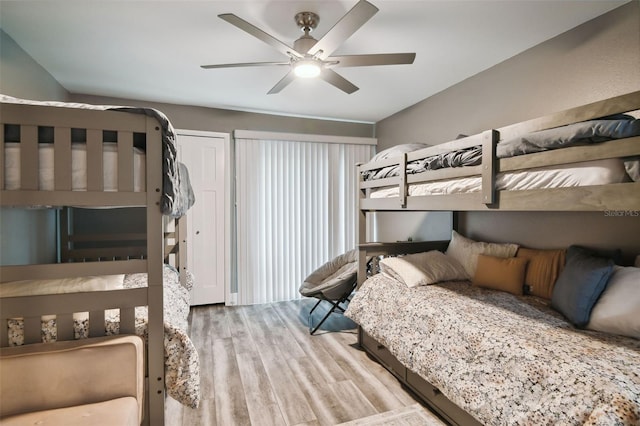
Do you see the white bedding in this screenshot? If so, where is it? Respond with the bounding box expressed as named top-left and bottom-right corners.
top-left (371, 158), bottom-right (630, 198)
top-left (4, 142), bottom-right (146, 191)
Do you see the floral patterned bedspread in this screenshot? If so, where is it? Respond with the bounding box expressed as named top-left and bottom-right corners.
top-left (7, 265), bottom-right (200, 408)
top-left (345, 274), bottom-right (640, 425)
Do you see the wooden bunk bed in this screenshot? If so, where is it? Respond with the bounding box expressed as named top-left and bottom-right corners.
top-left (352, 91), bottom-right (640, 425)
top-left (0, 97), bottom-right (196, 425)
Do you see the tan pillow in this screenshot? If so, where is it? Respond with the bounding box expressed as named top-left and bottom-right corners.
top-left (473, 254), bottom-right (529, 295)
top-left (516, 248), bottom-right (566, 299)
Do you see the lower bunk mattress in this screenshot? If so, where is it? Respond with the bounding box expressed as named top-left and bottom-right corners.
top-left (1, 265), bottom-right (200, 408)
top-left (345, 273), bottom-right (640, 425)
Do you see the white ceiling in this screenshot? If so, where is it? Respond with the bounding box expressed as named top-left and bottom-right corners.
top-left (0, 1), bottom-right (627, 123)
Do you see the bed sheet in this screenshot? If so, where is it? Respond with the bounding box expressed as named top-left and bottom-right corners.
top-left (4, 265), bottom-right (200, 408)
top-left (345, 273), bottom-right (640, 425)
top-left (370, 158), bottom-right (630, 198)
top-left (4, 142), bottom-right (146, 192)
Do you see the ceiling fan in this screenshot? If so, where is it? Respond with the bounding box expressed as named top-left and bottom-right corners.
top-left (201, 0), bottom-right (415, 94)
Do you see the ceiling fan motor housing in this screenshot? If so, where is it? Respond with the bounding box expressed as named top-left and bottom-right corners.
top-left (295, 12), bottom-right (319, 33)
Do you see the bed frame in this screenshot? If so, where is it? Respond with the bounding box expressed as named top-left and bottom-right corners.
top-left (355, 90), bottom-right (640, 425)
top-left (0, 101), bottom-right (185, 425)
top-left (358, 90), bottom-right (640, 214)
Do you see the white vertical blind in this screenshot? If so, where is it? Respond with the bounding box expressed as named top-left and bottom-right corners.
top-left (235, 133), bottom-right (374, 305)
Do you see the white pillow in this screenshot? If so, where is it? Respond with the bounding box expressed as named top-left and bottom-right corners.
top-left (369, 143), bottom-right (430, 163)
top-left (445, 230), bottom-right (519, 278)
top-left (587, 266), bottom-right (640, 339)
top-left (0, 275), bottom-right (125, 298)
top-left (379, 250), bottom-right (468, 287)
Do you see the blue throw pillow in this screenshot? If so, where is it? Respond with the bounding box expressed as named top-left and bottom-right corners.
top-left (551, 246), bottom-right (614, 327)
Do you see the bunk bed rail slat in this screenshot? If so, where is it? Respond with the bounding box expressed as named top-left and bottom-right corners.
top-left (0, 288), bottom-right (148, 319)
top-left (498, 91), bottom-right (640, 140)
top-left (54, 127), bottom-right (72, 190)
top-left (118, 131), bottom-right (135, 192)
top-left (0, 190), bottom-right (146, 208)
top-left (0, 260), bottom-right (147, 282)
top-left (20, 125), bottom-right (39, 190)
top-left (87, 128), bottom-right (104, 191)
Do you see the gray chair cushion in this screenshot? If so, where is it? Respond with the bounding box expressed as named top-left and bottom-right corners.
top-left (299, 249), bottom-right (358, 301)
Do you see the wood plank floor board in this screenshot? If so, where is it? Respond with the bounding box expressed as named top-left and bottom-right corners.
top-left (225, 306), bottom-right (258, 355)
top-left (212, 337), bottom-right (252, 425)
top-left (208, 303), bottom-right (232, 339)
top-left (318, 329), bottom-right (410, 413)
top-left (254, 341), bottom-right (319, 425)
top-left (272, 301), bottom-right (351, 383)
top-left (181, 398), bottom-right (217, 426)
top-left (331, 329), bottom-right (418, 407)
top-left (332, 380), bottom-right (378, 420)
top-left (236, 350), bottom-right (287, 426)
top-left (287, 356), bottom-right (349, 425)
top-left (166, 300), bottom-right (433, 425)
top-left (242, 304), bottom-right (307, 360)
top-left (189, 306), bottom-right (216, 398)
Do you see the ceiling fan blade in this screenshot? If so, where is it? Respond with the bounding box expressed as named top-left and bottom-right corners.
top-left (267, 70), bottom-right (297, 94)
top-left (308, 0), bottom-right (378, 59)
top-left (219, 13), bottom-right (302, 59)
top-left (320, 69), bottom-right (359, 94)
top-left (201, 62), bottom-right (289, 69)
top-left (327, 53), bottom-right (416, 68)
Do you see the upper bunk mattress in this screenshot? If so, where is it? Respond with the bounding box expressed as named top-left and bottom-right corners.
top-left (370, 158), bottom-right (631, 198)
top-left (4, 142), bottom-right (146, 192)
top-left (1, 95), bottom-right (194, 217)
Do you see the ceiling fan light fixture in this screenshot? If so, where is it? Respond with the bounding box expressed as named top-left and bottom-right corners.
top-left (293, 59), bottom-right (321, 78)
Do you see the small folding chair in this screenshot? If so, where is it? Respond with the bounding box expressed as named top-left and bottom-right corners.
top-left (299, 249), bottom-right (358, 335)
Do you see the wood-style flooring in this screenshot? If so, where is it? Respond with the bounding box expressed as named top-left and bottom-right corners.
top-left (165, 299), bottom-right (432, 426)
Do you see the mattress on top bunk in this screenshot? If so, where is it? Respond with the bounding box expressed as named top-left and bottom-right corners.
top-left (4, 142), bottom-right (146, 192)
top-left (370, 157), bottom-right (631, 198)
top-left (361, 116), bottom-right (640, 182)
top-left (1, 265), bottom-right (200, 408)
top-left (0, 95), bottom-right (194, 217)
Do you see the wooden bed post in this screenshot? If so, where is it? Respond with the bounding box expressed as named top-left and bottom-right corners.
top-left (145, 117), bottom-right (165, 426)
top-left (481, 129), bottom-right (499, 206)
top-left (356, 163), bottom-right (368, 290)
top-left (177, 215), bottom-right (188, 287)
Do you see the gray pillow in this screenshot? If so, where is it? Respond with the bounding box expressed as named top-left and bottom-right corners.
top-left (551, 245), bottom-right (614, 327)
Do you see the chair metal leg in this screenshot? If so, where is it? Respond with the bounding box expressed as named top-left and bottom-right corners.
top-left (309, 299), bottom-right (323, 315)
top-left (309, 299), bottom-right (341, 335)
top-left (308, 292), bottom-right (353, 335)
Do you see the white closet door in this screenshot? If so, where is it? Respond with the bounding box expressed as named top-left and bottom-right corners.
top-left (178, 132), bottom-right (228, 306)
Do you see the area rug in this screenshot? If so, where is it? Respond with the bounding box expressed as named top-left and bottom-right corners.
top-left (337, 403), bottom-right (447, 426)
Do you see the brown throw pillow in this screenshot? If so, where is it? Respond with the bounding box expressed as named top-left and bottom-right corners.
top-left (473, 254), bottom-right (529, 295)
top-left (516, 248), bottom-right (566, 299)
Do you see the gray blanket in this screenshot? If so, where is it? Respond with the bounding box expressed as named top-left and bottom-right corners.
top-left (111, 106), bottom-right (195, 217)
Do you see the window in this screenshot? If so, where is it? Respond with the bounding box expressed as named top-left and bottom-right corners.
top-left (235, 131), bottom-right (374, 304)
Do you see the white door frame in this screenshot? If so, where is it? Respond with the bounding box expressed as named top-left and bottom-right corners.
top-left (176, 129), bottom-right (232, 306)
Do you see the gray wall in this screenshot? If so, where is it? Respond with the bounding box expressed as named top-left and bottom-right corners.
top-left (376, 2), bottom-right (639, 150)
top-left (0, 30), bottom-right (68, 101)
top-left (375, 1), bottom-right (640, 258)
top-left (0, 30), bottom-right (67, 265)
